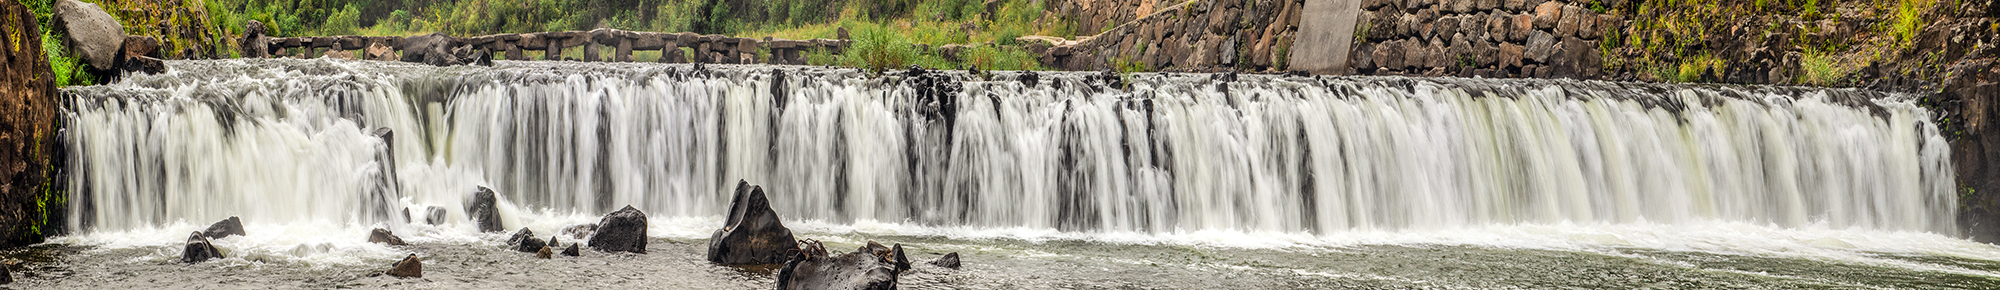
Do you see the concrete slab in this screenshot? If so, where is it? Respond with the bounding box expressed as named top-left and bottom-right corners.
top-left (1289, 0), bottom-right (1365, 75)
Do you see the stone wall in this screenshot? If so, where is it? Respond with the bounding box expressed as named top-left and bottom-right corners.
top-left (1037, 0), bottom-right (1306, 72)
top-left (1059, 0), bottom-right (1174, 35)
top-left (1349, 0), bottom-right (1614, 78)
top-left (1, 0), bottom-right (63, 247)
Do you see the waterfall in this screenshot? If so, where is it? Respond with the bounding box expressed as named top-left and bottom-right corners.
top-left (59, 59), bottom-right (1960, 236)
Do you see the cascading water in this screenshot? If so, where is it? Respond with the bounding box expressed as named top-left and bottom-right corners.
top-left (59, 59), bottom-right (1958, 238)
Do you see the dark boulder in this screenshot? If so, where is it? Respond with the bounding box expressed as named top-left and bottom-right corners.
top-left (54, 0), bottom-right (123, 70)
top-left (181, 231), bottom-right (224, 263)
top-left (707, 181), bottom-right (798, 265)
top-left (400, 33), bottom-right (475, 66)
top-left (368, 228), bottom-right (407, 246)
top-left (588, 205), bottom-right (648, 254)
top-left (562, 244), bottom-right (581, 256)
top-left (203, 216), bottom-right (245, 239)
top-left (241, 20), bottom-right (268, 58)
top-left (466, 186), bottom-right (502, 233)
top-left (507, 228), bottom-right (546, 253)
top-left (385, 254), bottom-right (422, 278)
top-left (0, 260), bottom-right (10, 284)
top-left (930, 252), bottom-right (961, 269)
top-left (777, 239), bottom-right (900, 290)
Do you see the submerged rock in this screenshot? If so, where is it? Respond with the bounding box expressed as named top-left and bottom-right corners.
top-left (561, 244), bottom-right (581, 257)
top-left (368, 228), bottom-right (407, 246)
top-left (537, 246), bottom-right (553, 259)
top-left (181, 231), bottom-right (224, 263)
top-left (422, 206), bottom-right (446, 225)
top-left (588, 205), bottom-right (648, 254)
top-left (777, 239), bottom-right (900, 290)
top-left (507, 228), bottom-right (546, 253)
top-left (203, 216), bottom-right (245, 239)
top-left (466, 186), bottom-right (502, 233)
top-left (930, 252), bottom-right (961, 269)
top-left (707, 181), bottom-right (798, 265)
top-left (385, 254), bottom-right (422, 278)
top-left (561, 223), bottom-right (598, 240)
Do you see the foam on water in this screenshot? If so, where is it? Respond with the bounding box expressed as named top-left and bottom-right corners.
top-left (46, 59), bottom-right (1986, 275)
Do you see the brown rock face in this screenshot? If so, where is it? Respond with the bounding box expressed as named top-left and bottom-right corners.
top-left (0, 0), bottom-right (62, 247)
top-left (385, 254), bottom-right (422, 278)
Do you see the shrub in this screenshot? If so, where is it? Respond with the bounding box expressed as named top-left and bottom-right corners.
top-left (841, 25), bottom-right (920, 73)
top-left (961, 45), bottom-right (1040, 71)
top-left (1797, 48), bottom-right (1852, 86)
top-left (43, 31), bottom-right (93, 87)
top-left (321, 4), bottom-right (363, 35)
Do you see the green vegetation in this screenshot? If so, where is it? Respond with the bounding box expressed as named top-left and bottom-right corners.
top-left (1796, 47), bottom-right (1854, 86)
top-left (191, 0), bottom-right (1057, 71)
top-left (1890, 0), bottom-right (1928, 46)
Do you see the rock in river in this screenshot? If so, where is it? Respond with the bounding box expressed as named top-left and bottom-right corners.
top-left (181, 231), bottom-right (224, 263)
top-left (369, 228), bottom-right (407, 246)
top-left (587, 205), bottom-right (647, 254)
top-left (466, 186), bottom-right (502, 233)
top-left (203, 216), bottom-right (245, 239)
top-left (707, 181), bottom-right (798, 265)
top-left (384, 254), bottom-right (422, 278)
top-left (507, 228), bottom-right (546, 253)
top-left (777, 239), bottom-right (902, 290)
top-left (930, 252), bottom-right (961, 269)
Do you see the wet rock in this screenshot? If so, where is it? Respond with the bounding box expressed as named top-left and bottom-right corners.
top-left (181, 231), bottom-right (224, 263)
top-left (562, 244), bottom-right (581, 257)
top-left (561, 223), bottom-right (597, 240)
top-left (385, 254), bottom-right (422, 278)
top-left (707, 181), bottom-right (798, 265)
top-left (421, 206), bottom-right (446, 225)
top-left (0, 261), bottom-right (10, 284)
top-left (369, 228), bottom-right (407, 246)
top-left (466, 186), bottom-right (502, 233)
top-left (204, 216), bottom-right (245, 239)
top-left (116, 54), bottom-right (165, 75)
top-left (54, 0), bottom-right (123, 69)
top-left (588, 205), bottom-right (648, 254)
top-left (930, 252), bottom-right (961, 269)
top-left (507, 228), bottom-right (546, 253)
top-left (537, 246), bottom-right (553, 259)
top-left (777, 240), bottom-right (899, 290)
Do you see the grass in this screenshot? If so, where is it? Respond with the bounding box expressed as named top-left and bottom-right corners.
top-left (1891, 0), bottom-right (1928, 47)
top-left (1796, 48), bottom-right (1854, 86)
